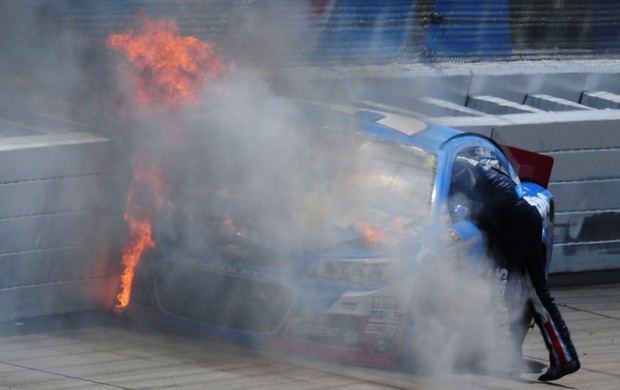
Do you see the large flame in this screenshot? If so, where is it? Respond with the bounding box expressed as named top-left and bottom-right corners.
top-left (114, 164), bottom-right (161, 313)
top-left (115, 211), bottom-right (155, 312)
top-left (107, 18), bottom-right (235, 110)
top-left (108, 18), bottom-right (234, 312)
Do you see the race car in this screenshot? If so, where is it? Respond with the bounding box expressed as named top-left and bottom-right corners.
top-left (131, 101), bottom-right (555, 368)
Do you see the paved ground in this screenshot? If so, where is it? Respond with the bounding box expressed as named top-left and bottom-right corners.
top-left (0, 283), bottom-right (618, 390)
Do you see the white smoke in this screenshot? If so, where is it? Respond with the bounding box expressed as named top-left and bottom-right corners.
top-left (161, 63), bottom-right (526, 379)
top-left (402, 253), bottom-right (523, 379)
top-left (0, 0), bottom-right (529, 384)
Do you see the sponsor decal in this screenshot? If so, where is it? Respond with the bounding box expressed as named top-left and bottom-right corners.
top-left (523, 192), bottom-right (551, 229)
top-left (440, 228), bottom-right (462, 246)
top-left (302, 323), bottom-right (340, 337)
top-left (523, 192), bottom-right (550, 217)
top-left (369, 309), bottom-right (399, 324)
top-left (450, 229), bottom-right (462, 243)
top-left (373, 338), bottom-right (393, 355)
top-left (372, 296), bottom-right (398, 310)
top-left (424, 154), bottom-right (437, 170)
top-left (365, 323), bottom-right (397, 336)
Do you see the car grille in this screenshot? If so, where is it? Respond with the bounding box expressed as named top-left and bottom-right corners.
top-left (154, 258), bottom-right (295, 333)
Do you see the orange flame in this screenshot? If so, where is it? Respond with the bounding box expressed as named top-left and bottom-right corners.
top-left (114, 164), bottom-right (161, 313)
top-left (107, 18), bottom-right (235, 110)
top-left (115, 211), bottom-right (155, 312)
top-left (357, 222), bottom-right (385, 246)
top-left (108, 18), bottom-right (234, 312)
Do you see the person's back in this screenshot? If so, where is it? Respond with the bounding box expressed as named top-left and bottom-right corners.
top-left (471, 165), bottom-right (538, 267)
top-left (467, 162), bottom-right (580, 381)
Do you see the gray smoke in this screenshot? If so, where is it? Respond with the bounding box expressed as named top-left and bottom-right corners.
top-left (0, 0), bottom-right (526, 384)
top-left (403, 254), bottom-right (522, 379)
top-left (150, 67), bottom-right (522, 380)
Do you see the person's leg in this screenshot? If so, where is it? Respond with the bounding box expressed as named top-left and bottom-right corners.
top-left (521, 205), bottom-right (579, 380)
top-left (526, 273), bottom-right (580, 381)
top-left (522, 203), bottom-right (578, 364)
top-left (526, 274), bottom-right (578, 365)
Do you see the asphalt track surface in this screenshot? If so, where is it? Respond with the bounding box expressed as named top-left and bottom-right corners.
top-left (0, 283), bottom-right (618, 389)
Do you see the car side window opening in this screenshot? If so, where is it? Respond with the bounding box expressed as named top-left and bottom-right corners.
top-left (448, 146), bottom-right (514, 225)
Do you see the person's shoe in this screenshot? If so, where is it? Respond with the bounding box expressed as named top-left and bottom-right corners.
top-left (538, 360), bottom-right (580, 381)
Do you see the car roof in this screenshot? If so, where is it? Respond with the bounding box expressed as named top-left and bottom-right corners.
top-left (300, 101), bottom-right (465, 154)
top-left (355, 110), bottom-right (464, 153)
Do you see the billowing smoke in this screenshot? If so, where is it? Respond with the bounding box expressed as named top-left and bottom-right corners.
top-left (138, 67), bottom-right (523, 379)
top-left (0, 2), bottom-right (134, 137)
top-left (402, 252), bottom-right (523, 379)
top-left (0, 0), bottom-right (526, 383)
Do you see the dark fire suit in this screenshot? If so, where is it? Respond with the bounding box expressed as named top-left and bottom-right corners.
top-left (452, 160), bottom-right (578, 369)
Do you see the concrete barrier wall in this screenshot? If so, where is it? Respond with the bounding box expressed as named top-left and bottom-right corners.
top-left (0, 132), bottom-right (121, 321)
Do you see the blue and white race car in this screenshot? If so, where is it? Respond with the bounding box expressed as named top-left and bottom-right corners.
top-left (132, 101), bottom-right (555, 368)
